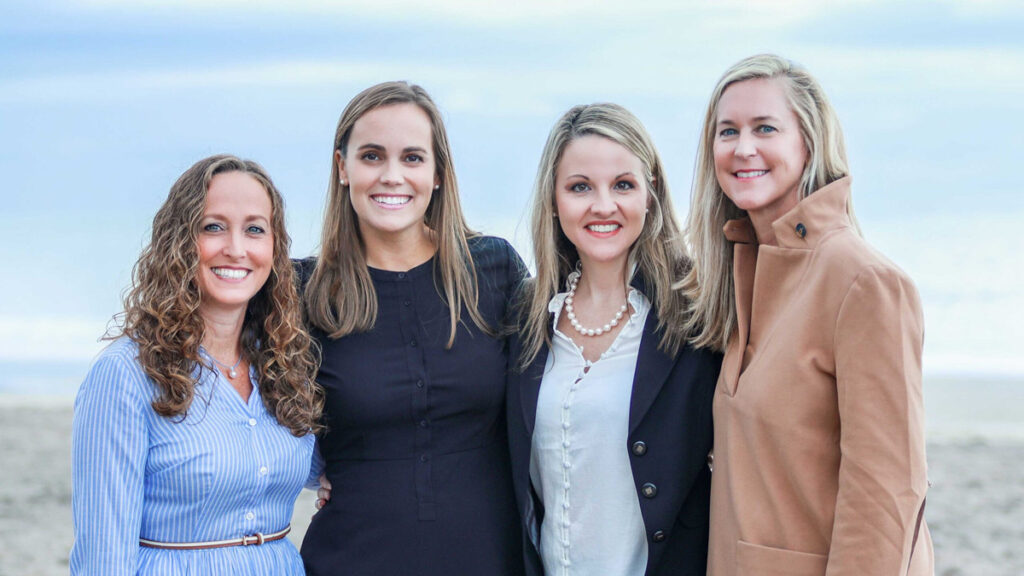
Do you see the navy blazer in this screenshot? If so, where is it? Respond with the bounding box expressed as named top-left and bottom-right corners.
top-left (506, 285), bottom-right (721, 576)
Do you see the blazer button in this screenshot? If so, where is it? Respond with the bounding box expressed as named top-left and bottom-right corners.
top-left (795, 222), bottom-right (807, 238)
top-left (631, 441), bottom-right (647, 456)
top-left (707, 451), bottom-right (714, 472)
top-left (652, 530), bottom-right (665, 543)
top-left (641, 483), bottom-right (658, 498)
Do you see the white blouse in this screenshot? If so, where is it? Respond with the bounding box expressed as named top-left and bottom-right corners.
top-left (530, 288), bottom-right (651, 576)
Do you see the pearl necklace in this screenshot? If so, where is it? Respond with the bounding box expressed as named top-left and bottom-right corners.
top-left (564, 268), bottom-right (628, 337)
top-left (210, 352), bottom-right (243, 379)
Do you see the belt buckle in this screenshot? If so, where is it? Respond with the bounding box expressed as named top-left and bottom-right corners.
top-left (241, 532), bottom-right (265, 546)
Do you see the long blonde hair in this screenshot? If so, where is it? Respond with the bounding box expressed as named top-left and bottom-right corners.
top-left (304, 81), bottom-right (488, 347)
top-left (517, 103), bottom-right (694, 370)
top-left (111, 154), bottom-right (322, 436)
top-left (679, 54), bottom-right (857, 351)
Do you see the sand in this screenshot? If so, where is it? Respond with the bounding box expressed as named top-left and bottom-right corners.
top-left (1, 399), bottom-right (1021, 576)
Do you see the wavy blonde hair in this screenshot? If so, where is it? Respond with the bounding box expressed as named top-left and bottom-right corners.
top-left (305, 81), bottom-right (488, 347)
top-left (679, 54), bottom-right (857, 352)
top-left (517, 103), bottom-right (695, 370)
top-left (110, 154), bottom-right (322, 436)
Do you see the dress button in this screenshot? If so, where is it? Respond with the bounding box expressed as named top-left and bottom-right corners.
top-left (631, 441), bottom-right (647, 456)
top-left (707, 451), bottom-right (715, 472)
top-left (562, 421), bottom-right (570, 430)
top-left (259, 466), bottom-right (268, 476)
top-left (403, 299), bottom-right (411, 307)
top-left (652, 530), bottom-right (665, 543)
top-left (641, 482), bottom-right (658, 498)
top-left (795, 222), bottom-right (807, 238)
top-left (248, 418), bottom-right (257, 427)
top-left (420, 454), bottom-right (430, 463)
top-left (245, 512), bottom-right (255, 521)
top-left (410, 340), bottom-right (417, 348)
top-left (416, 379), bottom-right (424, 388)
top-left (397, 272), bottom-right (406, 279)
top-left (419, 419), bottom-right (430, 428)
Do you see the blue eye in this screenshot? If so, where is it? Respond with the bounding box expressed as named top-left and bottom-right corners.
top-left (719, 127), bottom-right (738, 137)
top-left (404, 153), bottom-right (424, 163)
top-left (361, 151), bottom-right (380, 161)
top-left (756, 125), bottom-right (777, 134)
top-left (247, 225), bottom-right (266, 234)
top-left (613, 180), bottom-right (635, 191)
top-left (203, 223), bottom-right (224, 232)
top-left (570, 182), bottom-right (590, 193)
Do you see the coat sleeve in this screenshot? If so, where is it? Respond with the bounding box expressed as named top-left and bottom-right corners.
top-left (827, 265), bottom-right (929, 575)
top-left (70, 351), bottom-right (149, 576)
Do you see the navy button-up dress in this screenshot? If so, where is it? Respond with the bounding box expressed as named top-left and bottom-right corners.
top-left (300, 236), bottom-right (526, 575)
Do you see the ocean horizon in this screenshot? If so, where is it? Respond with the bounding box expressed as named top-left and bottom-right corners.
top-left (2, 360), bottom-right (1022, 442)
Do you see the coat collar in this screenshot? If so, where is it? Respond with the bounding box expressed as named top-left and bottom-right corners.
top-left (722, 176), bottom-right (855, 250)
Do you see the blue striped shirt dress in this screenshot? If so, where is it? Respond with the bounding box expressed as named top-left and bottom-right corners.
top-left (70, 337), bottom-right (318, 575)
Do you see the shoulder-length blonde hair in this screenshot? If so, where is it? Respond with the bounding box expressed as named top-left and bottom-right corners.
top-left (517, 103), bottom-right (694, 370)
top-left (305, 81), bottom-right (488, 347)
top-left (111, 154), bottom-right (322, 436)
top-left (679, 54), bottom-right (857, 352)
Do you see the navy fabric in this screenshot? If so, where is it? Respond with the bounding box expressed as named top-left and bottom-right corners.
top-left (299, 236), bottom-right (527, 576)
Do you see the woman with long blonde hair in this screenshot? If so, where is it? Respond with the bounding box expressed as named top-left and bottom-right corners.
top-left (298, 81), bottom-right (526, 575)
top-left (681, 54), bottom-right (933, 575)
top-left (507, 103), bottom-right (721, 575)
top-left (71, 154), bottom-right (322, 575)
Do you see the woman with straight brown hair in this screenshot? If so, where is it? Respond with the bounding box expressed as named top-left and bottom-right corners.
top-left (681, 54), bottom-right (933, 575)
top-left (298, 81), bottom-right (526, 575)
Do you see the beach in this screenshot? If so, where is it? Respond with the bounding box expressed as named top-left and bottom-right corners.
top-left (1, 397), bottom-right (1021, 575)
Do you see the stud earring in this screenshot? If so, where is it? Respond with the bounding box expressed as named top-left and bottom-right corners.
top-left (434, 184), bottom-right (440, 191)
top-left (340, 179), bottom-right (347, 186)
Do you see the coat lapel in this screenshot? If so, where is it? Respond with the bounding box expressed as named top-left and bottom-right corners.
top-left (721, 220), bottom-right (757, 397)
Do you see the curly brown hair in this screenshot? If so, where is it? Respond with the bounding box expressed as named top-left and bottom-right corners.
top-left (109, 154), bottom-right (322, 436)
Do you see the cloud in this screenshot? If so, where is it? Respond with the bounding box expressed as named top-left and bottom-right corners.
top-left (70, 0), bottom-right (827, 26)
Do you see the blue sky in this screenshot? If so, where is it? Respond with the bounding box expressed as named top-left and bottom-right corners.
top-left (1, 0), bottom-right (1022, 386)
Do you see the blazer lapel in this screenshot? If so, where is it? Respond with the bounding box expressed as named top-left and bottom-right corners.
top-left (628, 310), bottom-right (675, 434)
top-left (520, 340), bottom-right (548, 435)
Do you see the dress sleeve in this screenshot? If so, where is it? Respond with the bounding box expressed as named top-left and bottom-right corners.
top-left (827, 266), bottom-right (928, 575)
top-left (70, 350), bottom-right (150, 576)
top-left (504, 239), bottom-right (528, 288)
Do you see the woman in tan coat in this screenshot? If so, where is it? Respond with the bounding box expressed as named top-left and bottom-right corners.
top-left (679, 54), bottom-right (934, 575)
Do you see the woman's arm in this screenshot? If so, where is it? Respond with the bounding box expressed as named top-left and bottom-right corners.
top-left (70, 349), bottom-right (149, 576)
top-left (828, 265), bottom-right (928, 575)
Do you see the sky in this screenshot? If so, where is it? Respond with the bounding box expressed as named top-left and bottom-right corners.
top-left (1, 0), bottom-right (1022, 391)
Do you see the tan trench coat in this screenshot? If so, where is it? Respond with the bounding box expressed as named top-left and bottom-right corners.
top-left (708, 177), bottom-right (933, 576)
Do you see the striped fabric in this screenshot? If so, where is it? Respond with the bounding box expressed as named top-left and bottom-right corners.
top-left (71, 337), bottom-right (317, 576)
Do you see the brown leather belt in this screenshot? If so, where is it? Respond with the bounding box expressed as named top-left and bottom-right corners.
top-left (139, 525), bottom-right (291, 550)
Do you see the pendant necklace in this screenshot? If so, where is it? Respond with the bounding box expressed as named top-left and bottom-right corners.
top-left (211, 352), bottom-right (243, 379)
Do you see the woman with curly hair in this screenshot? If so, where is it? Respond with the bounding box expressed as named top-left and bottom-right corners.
top-left (71, 154), bottom-right (322, 575)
